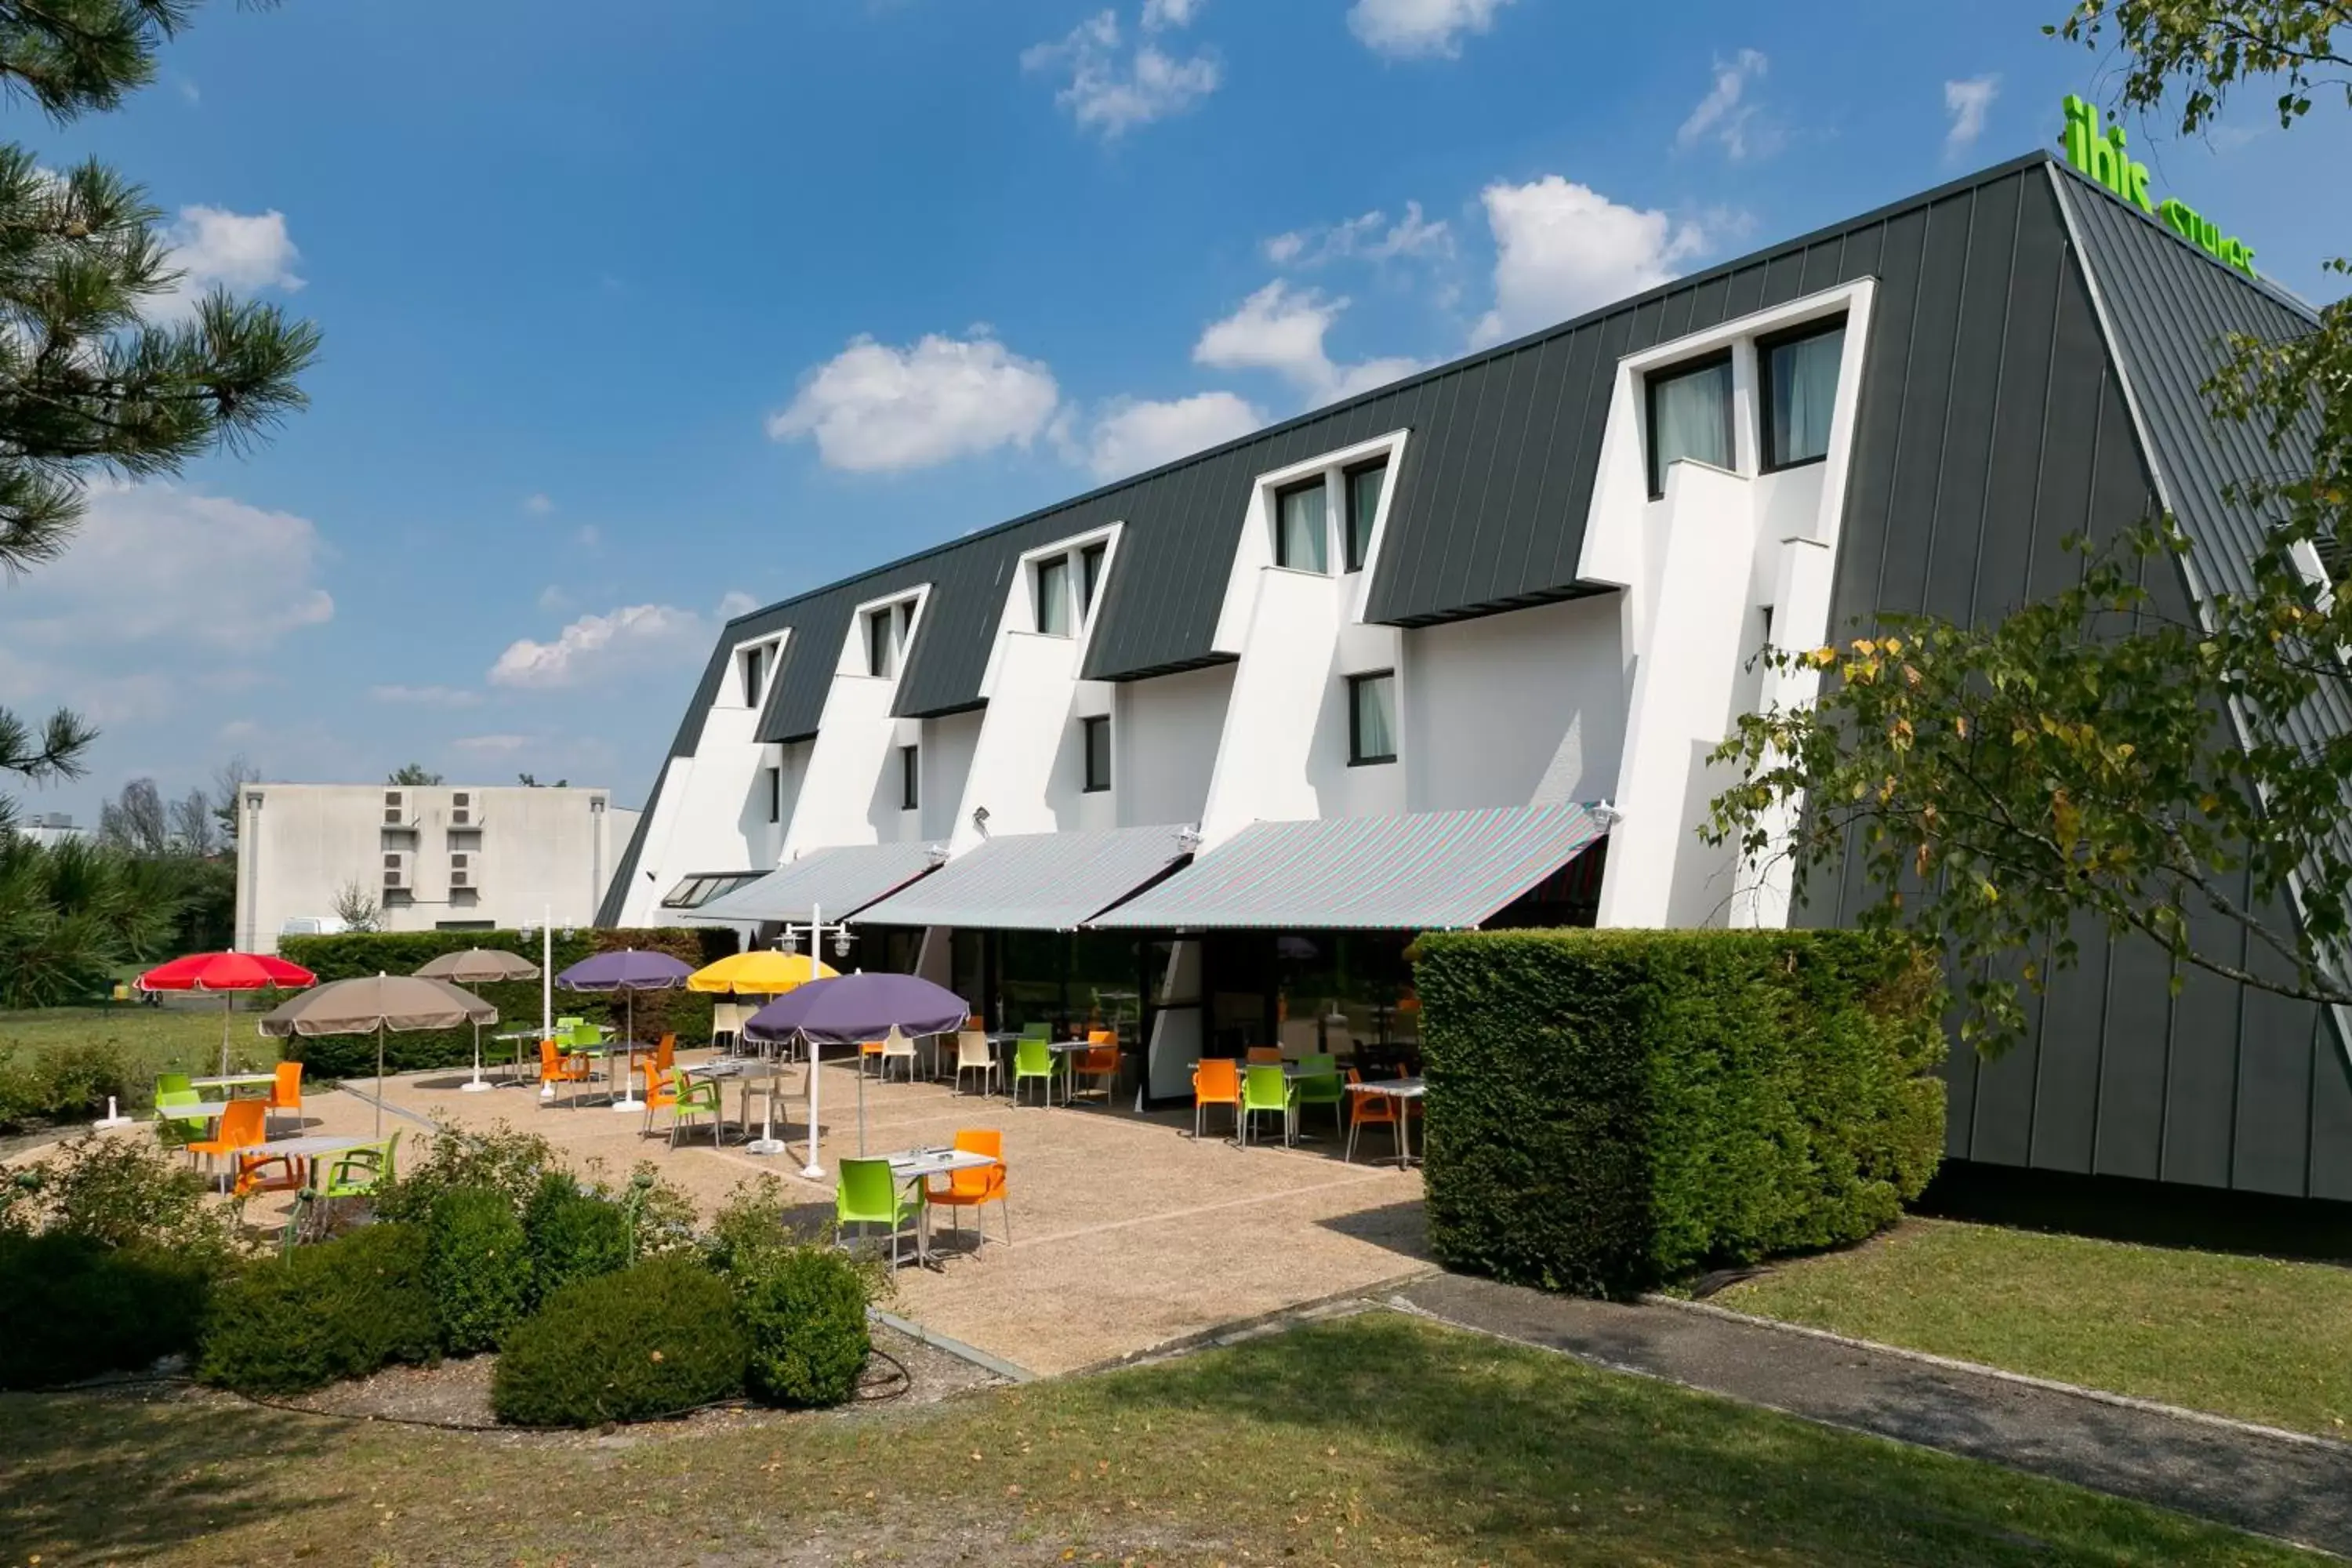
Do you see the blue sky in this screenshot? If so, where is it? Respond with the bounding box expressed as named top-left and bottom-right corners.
top-left (6, 0), bottom-right (2347, 826)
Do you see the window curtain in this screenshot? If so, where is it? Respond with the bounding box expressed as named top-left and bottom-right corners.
top-left (1770, 326), bottom-right (1843, 466)
top-left (1354, 676), bottom-right (1395, 760)
top-left (1279, 484), bottom-right (1328, 573)
top-left (1037, 558), bottom-right (1071, 635)
top-left (1347, 466), bottom-right (1384, 569)
top-left (1652, 361), bottom-right (1733, 489)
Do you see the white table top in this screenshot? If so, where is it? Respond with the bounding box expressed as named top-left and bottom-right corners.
top-left (874, 1147), bottom-right (1000, 1180)
top-left (245, 1134), bottom-right (376, 1158)
top-left (685, 1058), bottom-right (790, 1080)
top-left (190, 1073), bottom-right (276, 1088)
top-left (159, 1101), bottom-right (242, 1120)
top-left (1348, 1076), bottom-right (1426, 1098)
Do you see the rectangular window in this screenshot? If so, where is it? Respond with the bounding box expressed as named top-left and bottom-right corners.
top-left (1761, 319), bottom-right (1846, 471)
top-left (1036, 555), bottom-right (1073, 636)
top-left (1645, 353), bottom-right (1735, 499)
top-left (1274, 479), bottom-right (1329, 574)
top-left (1081, 714), bottom-right (1111, 793)
top-left (1079, 542), bottom-right (1107, 619)
top-left (866, 608), bottom-right (896, 678)
top-left (1343, 460), bottom-right (1386, 573)
top-left (1347, 670), bottom-right (1397, 766)
top-left (739, 644), bottom-right (764, 706)
top-left (899, 745), bottom-right (920, 811)
top-left (765, 765), bottom-right (782, 824)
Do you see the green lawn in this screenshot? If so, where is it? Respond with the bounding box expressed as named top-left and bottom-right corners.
top-left (0, 1312), bottom-right (2311, 1566)
top-left (1716, 1218), bottom-right (2352, 1438)
top-left (0, 1004), bottom-right (281, 1123)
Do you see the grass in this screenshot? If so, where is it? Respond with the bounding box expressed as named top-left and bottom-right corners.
top-left (0, 1312), bottom-right (2314, 1566)
top-left (1715, 1217), bottom-right (2352, 1439)
top-left (0, 1004), bottom-right (283, 1127)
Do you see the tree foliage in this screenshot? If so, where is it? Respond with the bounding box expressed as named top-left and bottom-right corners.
top-left (0, 833), bottom-right (186, 1004)
top-left (387, 764), bottom-right (443, 786)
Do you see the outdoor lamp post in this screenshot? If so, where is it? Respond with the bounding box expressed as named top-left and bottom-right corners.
top-left (762, 902), bottom-right (856, 1171)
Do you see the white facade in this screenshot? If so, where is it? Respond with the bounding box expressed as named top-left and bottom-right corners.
top-left (236, 783), bottom-right (637, 953)
top-left (613, 286), bottom-right (1874, 935)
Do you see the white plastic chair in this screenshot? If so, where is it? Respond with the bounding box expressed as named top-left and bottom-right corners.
top-left (951, 1029), bottom-right (1000, 1096)
top-left (878, 1026), bottom-right (920, 1083)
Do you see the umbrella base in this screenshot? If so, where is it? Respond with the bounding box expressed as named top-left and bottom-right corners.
top-left (744, 1137), bottom-right (788, 1156)
top-left (611, 1097), bottom-right (643, 1112)
top-left (460, 1080), bottom-right (495, 1094)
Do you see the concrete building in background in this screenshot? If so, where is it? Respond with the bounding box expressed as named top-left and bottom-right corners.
top-left (235, 782), bottom-right (638, 952)
top-left (20, 812), bottom-right (86, 849)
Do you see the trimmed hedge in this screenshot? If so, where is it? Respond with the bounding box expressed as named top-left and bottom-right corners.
top-left (524, 1171), bottom-right (632, 1307)
top-left (491, 1255), bottom-right (747, 1427)
top-left (426, 1187), bottom-right (532, 1355)
top-left (0, 1232), bottom-right (214, 1388)
top-left (277, 927), bottom-right (733, 1078)
top-left (734, 1245), bottom-right (870, 1408)
top-left (1417, 928), bottom-right (1946, 1298)
top-left (198, 1222), bottom-right (440, 1395)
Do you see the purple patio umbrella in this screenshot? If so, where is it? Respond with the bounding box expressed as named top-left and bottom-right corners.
top-left (555, 948), bottom-right (694, 1112)
top-left (744, 973), bottom-right (971, 1169)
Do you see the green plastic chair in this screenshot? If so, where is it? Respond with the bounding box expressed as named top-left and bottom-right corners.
top-left (555, 1014), bottom-right (585, 1032)
top-left (1011, 1037), bottom-right (1057, 1107)
top-left (836, 1156), bottom-right (924, 1267)
top-left (321, 1131), bottom-right (401, 1200)
top-left (154, 1087), bottom-right (206, 1152)
top-left (668, 1072), bottom-right (724, 1149)
top-left (1294, 1053), bottom-right (1345, 1134)
top-left (1239, 1064), bottom-right (1298, 1149)
top-left (156, 1072), bottom-right (193, 1098)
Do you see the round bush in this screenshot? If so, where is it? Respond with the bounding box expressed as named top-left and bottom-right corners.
top-left (524, 1171), bottom-right (631, 1307)
top-left (198, 1222), bottom-right (438, 1396)
top-left (735, 1245), bottom-right (870, 1408)
top-left (427, 1185), bottom-right (532, 1355)
top-left (492, 1255), bottom-right (747, 1428)
top-left (0, 1231), bottom-right (214, 1389)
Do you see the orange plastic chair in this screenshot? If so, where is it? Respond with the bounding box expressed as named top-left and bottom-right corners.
top-left (1070, 1029), bottom-right (1120, 1105)
top-left (232, 1148), bottom-right (307, 1196)
top-left (858, 1038), bottom-right (886, 1077)
top-left (924, 1128), bottom-right (1009, 1248)
top-left (652, 1033), bottom-right (677, 1073)
top-left (639, 1062), bottom-right (681, 1133)
top-left (1344, 1068), bottom-right (1403, 1165)
top-left (1192, 1057), bottom-right (1242, 1140)
top-left (185, 1099), bottom-right (267, 1186)
top-left (264, 1060), bottom-right (304, 1134)
top-left (539, 1037), bottom-right (593, 1105)
top-left (1245, 1046), bottom-right (1283, 1065)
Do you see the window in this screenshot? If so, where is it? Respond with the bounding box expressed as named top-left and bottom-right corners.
top-left (765, 765), bottom-right (782, 824)
top-left (1036, 555), bottom-right (1073, 636)
top-left (659, 872), bottom-right (764, 911)
top-left (1081, 714), bottom-right (1111, 793)
top-left (1645, 352), bottom-right (1735, 499)
top-left (899, 744), bottom-right (920, 811)
top-left (1344, 460), bottom-right (1386, 572)
top-left (866, 608), bottom-right (896, 678)
top-left (1761, 319), bottom-right (1846, 471)
top-left (739, 643), bottom-right (768, 706)
top-left (1274, 478), bottom-right (1329, 573)
top-left (1347, 670), bottom-right (1397, 766)
top-left (1079, 542), bottom-right (1107, 619)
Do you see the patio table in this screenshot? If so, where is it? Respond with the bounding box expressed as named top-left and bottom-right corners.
top-left (161, 1100), bottom-right (240, 1121)
top-left (876, 1145), bottom-right (1000, 1266)
top-left (1345, 1076), bottom-right (1425, 1168)
top-left (683, 1057), bottom-right (795, 1142)
top-left (190, 1072), bottom-right (276, 1093)
top-left (231, 1133), bottom-right (376, 1195)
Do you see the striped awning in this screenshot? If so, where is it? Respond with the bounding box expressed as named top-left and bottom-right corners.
top-left (848, 823), bottom-right (1195, 931)
top-left (685, 841), bottom-right (944, 925)
top-left (1090, 804), bottom-right (1609, 931)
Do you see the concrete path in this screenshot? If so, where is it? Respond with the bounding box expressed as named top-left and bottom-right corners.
top-left (1392, 1272), bottom-right (2352, 1559)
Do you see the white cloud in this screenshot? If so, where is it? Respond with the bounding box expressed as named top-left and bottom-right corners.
top-left (1347, 0), bottom-right (1515, 59)
top-left (1473, 176), bottom-right (1708, 345)
top-left (1022, 9), bottom-right (1220, 137)
top-left (717, 590), bottom-right (760, 619)
top-left (451, 734), bottom-right (531, 755)
top-left (574, 524), bottom-right (602, 551)
top-left (158, 205), bottom-right (303, 317)
top-left (1944, 75), bottom-right (2000, 156)
top-left (488, 604), bottom-right (713, 690)
top-left (1085, 391), bottom-right (1265, 479)
top-left (1263, 201), bottom-right (1454, 269)
top-left (522, 492), bottom-right (555, 517)
top-left (370, 684), bottom-right (482, 709)
top-left (536, 584), bottom-right (572, 613)
top-left (768, 331), bottom-right (1062, 473)
top-left (1675, 49), bottom-right (1773, 161)
top-left (1194, 281), bottom-right (1424, 407)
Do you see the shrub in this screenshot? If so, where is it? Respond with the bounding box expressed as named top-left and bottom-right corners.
top-left (734, 1245), bottom-right (870, 1408)
top-left (492, 1255), bottom-right (747, 1428)
top-left (0, 1039), bottom-right (134, 1130)
top-left (1417, 928), bottom-right (1947, 1298)
top-left (374, 1120), bottom-right (561, 1225)
top-left (4, 1134), bottom-right (233, 1255)
top-left (198, 1222), bottom-right (439, 1395)
top-left (0, 1231), bottom-right (214, 1388)
top-left (524, 1171), bottom-right (630, 1307)
top-left (426, 1186), bottom-right (532, 1354)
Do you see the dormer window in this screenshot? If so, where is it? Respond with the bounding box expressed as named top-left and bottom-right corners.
top-left (866, 608), bottom-right (898, 677)
top-left (739, 642), bottom-right (770, 706)
top-left (1275, 478), bottom-right (1329, 574)
top-left (1344, 459), bottom-right (1386, 573)
top-left (1080, 541), bottom-right (1108, 621)
top-left (1036, 555), bottom-right (1073, 637)
top-left (1645, 351), bottom-right (1734, 499)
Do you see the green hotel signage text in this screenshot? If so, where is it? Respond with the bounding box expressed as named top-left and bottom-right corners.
top-left (2060, 96), bottom-right (2256, 278)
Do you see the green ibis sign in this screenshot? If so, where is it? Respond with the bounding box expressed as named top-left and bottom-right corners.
top-left (2060, 95), bottom-right (2258, 278)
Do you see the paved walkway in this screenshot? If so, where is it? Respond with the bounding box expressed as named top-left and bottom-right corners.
top-left (1392, 1272), bottom-right (2352, 1559)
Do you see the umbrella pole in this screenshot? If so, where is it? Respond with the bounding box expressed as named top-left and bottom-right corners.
top-left (799, 905), bottom-right (825, 1178)
top-left (463, 1017), bottom-right (492, 1093)
top-left (220, 992), bottom-right (232, 1077)
top-left (374, 1018), bottom-right (386, 1139)
top-left (612, 986), bottom-right (642, 1112)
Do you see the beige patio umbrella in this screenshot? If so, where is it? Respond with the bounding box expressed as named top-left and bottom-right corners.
top-left (259, 973), bottom-right (497, 1136)
top-left (414, 949), bottom-right (542, 1094)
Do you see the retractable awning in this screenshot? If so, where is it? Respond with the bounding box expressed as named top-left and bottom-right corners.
top-left (1090, 804), bottom-right (1610, 931)
top-left (848, 823), bottom-right (1194, 931)
top-left (685, 841), bottom-right (944, 925)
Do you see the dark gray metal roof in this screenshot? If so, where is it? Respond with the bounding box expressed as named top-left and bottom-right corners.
top-left (848, 824), bottom-right (1193, 931)
top-left (685, 841), bottom-right (942, 926)
top-left (1091, 804), bottom-right (1607, 931)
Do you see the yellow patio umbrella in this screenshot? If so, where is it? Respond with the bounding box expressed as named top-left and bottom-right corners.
top-left (687, 949), bottom-right (839, 995)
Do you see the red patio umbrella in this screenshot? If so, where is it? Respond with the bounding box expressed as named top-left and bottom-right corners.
top-left (138, 951), bottom-right (318, 1076)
